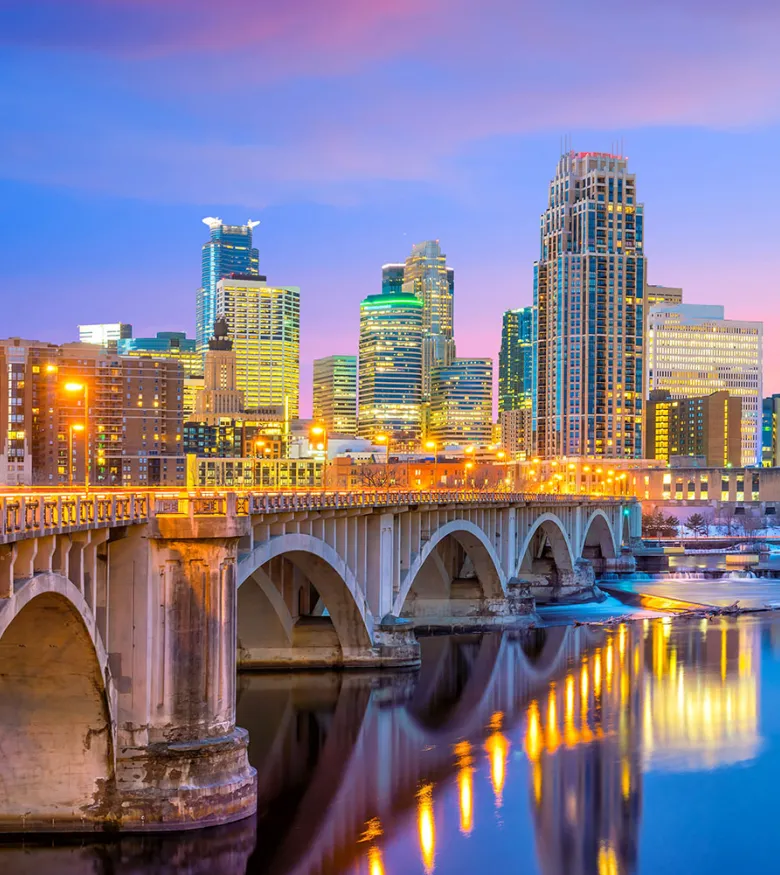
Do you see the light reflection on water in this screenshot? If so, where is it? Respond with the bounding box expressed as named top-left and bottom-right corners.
top-left (2, 616), bottom-right (778, 874)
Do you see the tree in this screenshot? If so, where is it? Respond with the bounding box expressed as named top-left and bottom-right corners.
top-left (642, 507), bottom-right (668, 538)
top-left (685, 512), bottom-right (708, 538)
top-left (662, 515), bottom-right (681, 538)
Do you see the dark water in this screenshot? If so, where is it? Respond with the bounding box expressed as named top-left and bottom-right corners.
top-left (4, 616), bottom-right (780, 873)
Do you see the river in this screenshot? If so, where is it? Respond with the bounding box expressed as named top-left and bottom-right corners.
top-left (3, 607), bottom-right (780, 873)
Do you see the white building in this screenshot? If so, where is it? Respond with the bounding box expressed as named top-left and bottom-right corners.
top-left (647, 304), bottom-right (763, 466)
top-left (78, 323), bottom-right (132, 346)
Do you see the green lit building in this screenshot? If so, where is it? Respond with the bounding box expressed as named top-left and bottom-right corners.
top-left (498, 308), bottom-right (533, 413)
top-left (118, 332), bottom-right (201, 378)
top-left (358, 293), bottom-right (423, 443)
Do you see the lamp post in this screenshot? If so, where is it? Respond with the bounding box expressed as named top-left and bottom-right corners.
top-left (425, 440), bottom-right (437, 490)
top-left (465, 460), bottom-right (475, 489)
top-left (375, 433), bottom-right (390, 487)
top-left (63, 382), bottom-right (89, 492)
top-left (68, 423), bottom-right (85, 488)
top-left (310, 424), bottom-right (327, 490)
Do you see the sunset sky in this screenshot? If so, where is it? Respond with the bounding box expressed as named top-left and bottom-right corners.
top-left (3, 0), bottom-right (779, 412)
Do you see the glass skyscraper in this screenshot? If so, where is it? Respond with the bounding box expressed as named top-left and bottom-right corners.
top-left (533, 151), bottom-right (646, 459)
top-left (118, 332), bottom-right (201, 378)
top-left (401, 240), bottom-right (455, 399)
top-left (215, 275), bottom-right (300, 417)
top-left (381, 264), bottom-right (405, 295)
top-left (498, 307), bottom-right (533, 413)
top-left (358, 293), bottom-right (423, 442)
top-left (196, 218), bottom-right (260, 353)
top-left (428, 358), bottom-right (493, 446)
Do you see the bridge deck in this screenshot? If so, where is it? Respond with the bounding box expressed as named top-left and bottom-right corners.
top-left (0, 489), bottom-right (631, 545)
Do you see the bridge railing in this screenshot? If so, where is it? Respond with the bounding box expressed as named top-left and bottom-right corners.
top-left (0, 494), bottom-right (149, 542)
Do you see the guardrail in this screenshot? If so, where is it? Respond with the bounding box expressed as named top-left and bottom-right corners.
top-left (1, 494), bottom-right (150, 543)
top-left (0, 489), bottom-right (633, 543)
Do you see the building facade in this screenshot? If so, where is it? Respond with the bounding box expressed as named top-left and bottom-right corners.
top-left (196, 218), bottom-right (260, 353)
top-left (78, 323), bottom-right (132, 347)
top-left (312, 355), bottom-right (357, 435)
top-left (647, 304), bottom-right (763, 466)
top-left (646, 285), bottom-right (682, 306)
top-left (533, 151), bottom-right (646, 459)
top-left (193, 319), bottom-right (244, 420)
top-left (428, 358), bottom-right (493, 446)
top-left (402, 240), bottom-right (455, 398)
top-left (498, 307), bottom-right (533, 413)
top-left (381, 264), bottom-right (405, 295)
top-left (118, 331), bottom-right (201, 378)
top-left (215, 274), bottom-right (300, 417)
top-left (358, 293), bottom-right (423, 443)
top-left (647, 389), bottom-right (742, 467)
top-left (762, 394), bottom-right (780, 467)
top-left (0, 338), bottom-right (185, 487)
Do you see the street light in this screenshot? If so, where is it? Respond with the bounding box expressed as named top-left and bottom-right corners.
top-left (465, 460), bottom-right (475, 489)
top-left (425, 440), bottom-right (437, 489)
top-left (63, 381), bottom-right (89, 492)
top-left (375, 433), bottom-right (390, 486)
top-left (310, 424), bottom-right (327, 490)
top-left (69, 423), bottom-right (84, 488)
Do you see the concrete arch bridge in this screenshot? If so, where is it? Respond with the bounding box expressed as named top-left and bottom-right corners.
top-left (0, 489), bottom-right (639, 833)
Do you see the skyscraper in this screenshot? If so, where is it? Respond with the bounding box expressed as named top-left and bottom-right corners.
top-left (762, 395), bottom-right (780, 467)
top-left (402, 240), bottom-right (455, 398)
top-left (118, 331), bottom-right (201, 377)
top-left (647, 303), bottom-right (763, 466)
top-left (196, 218), bottom-right (260, 353)
top-left (533, 151), bottom-right (646, 459)
top-left (381, 264), bottom-right (405, 295)
top-left (428, 358), bottom-right (493, 446)
top-left (358, 293), bottom-right (423, 442)
top-left (313, 355), bottom-right (357, 435)
top-left (498, 308), bottom-right (533, 413)
top-left (194, 319), bottom-right (244, 419)
top-left (216, 274), bottom-right (300, 417)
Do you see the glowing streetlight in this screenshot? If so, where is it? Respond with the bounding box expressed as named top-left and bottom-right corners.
top-left (425, 440), bottom-right (438, 489)
top-left (375, 433), bottom-right (390, 485)
top-left (63, 381), bottom-right (89, 492)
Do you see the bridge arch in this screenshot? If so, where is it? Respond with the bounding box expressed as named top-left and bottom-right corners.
top-left (394, 519), bottom-right (505, 617)
top-left (581, 509), bottom-right (618, 569)
top-left (237, 534), bottom-right (375, 667)
top-left (0, 573), bottom-right (115, 829)
top-left (517, 513), bottom-right (576, 581)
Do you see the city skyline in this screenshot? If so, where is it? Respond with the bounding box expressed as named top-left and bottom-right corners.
top-left (3, 1), bottom-right (780, 416)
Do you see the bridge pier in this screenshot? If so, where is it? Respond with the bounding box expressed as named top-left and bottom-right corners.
top-left (106, 513), bottom-right (257, 830)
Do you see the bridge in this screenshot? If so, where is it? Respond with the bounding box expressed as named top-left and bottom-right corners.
top-left (0, 489), bottom-right (639, 834)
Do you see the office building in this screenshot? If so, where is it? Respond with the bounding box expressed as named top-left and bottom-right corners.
top-left (193, 319), bottom-right (244, 419)
top-left (118, 331), bottom-right (201, 378)
top-left (498, 307), bottom-right (533, 413)
top-left (428, 358), bottom-right (493, 446)
top-left (215, 274), bottom-right (300, 417)
top-left (196, 218), bottom-right (260, 353)
top-left (313, 355), bottom-right (357, 435)
top-left (500, 408), bottom-right (533, 459)
top-left (647, 285), bottom-right (683, 306)
top-left (762, 395), bottom-right (780, 467)
top-left (358, 293), bottom-right (423, 443)
top-left (647, 389), bottom-right (742, 467)
top-left (533, 151), bottom-right (646, 459)
top-left (647, 304), bottom-right (762, 466)
top-left (0, 338), bottom-right (184, 486)
top-left (78, 323), bottom-right (132, 347)
top-left (402, 240), bottom-right (455, 398)
top-left (381, 264), bottom-right (405, 295)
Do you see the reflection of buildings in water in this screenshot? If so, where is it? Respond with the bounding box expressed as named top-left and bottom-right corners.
top-left (525, 623), bottom-right (644, 875)
top-left (525, 616), bottom-right (762, 875)
top-left (641, 618), bottom-right (760, 771)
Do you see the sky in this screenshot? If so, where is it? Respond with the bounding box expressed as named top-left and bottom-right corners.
top-left (2, 0), bottom-right (780, 414)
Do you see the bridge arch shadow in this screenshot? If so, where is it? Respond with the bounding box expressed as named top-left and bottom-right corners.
top-left (0, 576), bottom-right (115, 829)
top-left (394, 519), bottom-right (505, 622)
top-left (517, 513), bottom-right (576, 585)
top-left (237, 535), bottom-right (375, 669)
top-left (581, 510), bottom-right (618, 575)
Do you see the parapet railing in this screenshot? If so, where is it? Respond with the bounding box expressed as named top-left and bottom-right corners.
top-left (0, 489), bottom-right (633, 543)
top-left (0, 494), bottom-right (150, 543)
